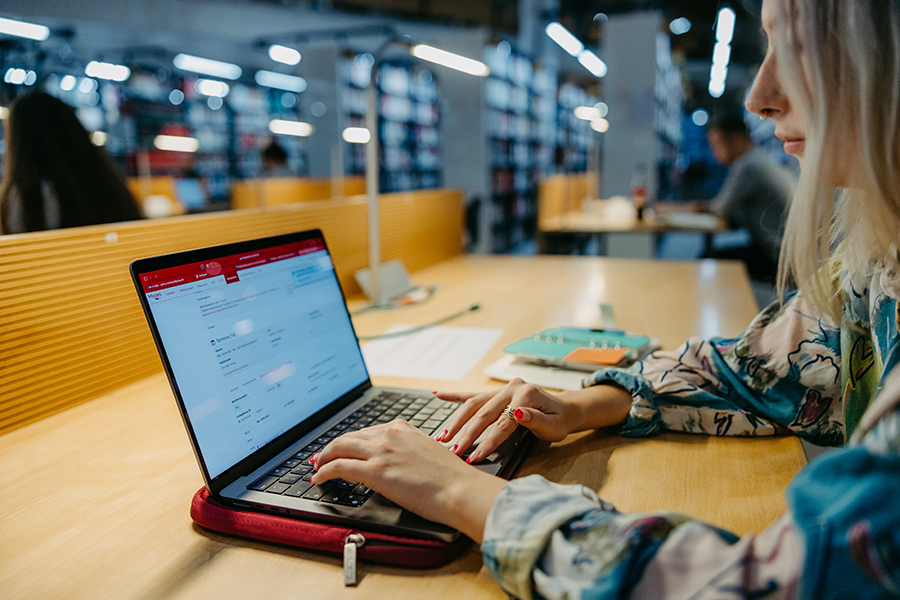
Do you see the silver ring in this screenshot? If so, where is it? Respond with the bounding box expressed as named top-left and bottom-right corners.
top-left (502, 405), bottom-right (517, 421)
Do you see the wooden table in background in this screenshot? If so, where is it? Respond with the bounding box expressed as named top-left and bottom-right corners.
top-left (539, 200), bottom-right (727, 258)
top-left (0, 255), bottom-right (805, 599)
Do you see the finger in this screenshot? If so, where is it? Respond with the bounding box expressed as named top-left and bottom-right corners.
top-left (466, 412), bottom-right (519, 463)
top-left (439, 389), bottom-right (499, 443)
top-left (315, 431), bottom-right (379, 469)
top-left (432, 391), bottom-right (479, 403)
top-left (310, 457), bottom-right (371, 486)
top-left (451, 392), bottom-right (515, 456)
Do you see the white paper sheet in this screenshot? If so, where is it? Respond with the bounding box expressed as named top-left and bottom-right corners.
top-left (362, 325), bottom-right (504, 380)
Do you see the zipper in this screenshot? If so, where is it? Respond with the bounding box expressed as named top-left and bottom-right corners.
top-left (343, 533), bottom-right (366, 586)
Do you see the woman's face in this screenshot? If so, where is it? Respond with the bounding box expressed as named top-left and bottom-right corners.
top-left (745, 0), bottom-right (808, 161)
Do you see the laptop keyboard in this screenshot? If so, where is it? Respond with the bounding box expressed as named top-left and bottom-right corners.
top-left (247, 391), bottom-right (457, 507)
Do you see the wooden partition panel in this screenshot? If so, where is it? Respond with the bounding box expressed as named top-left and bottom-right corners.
top-left (537, 173), bottom-right (590, 226)
top-left (0, 188), bottom-right (462, 436)
top-left (231, 176), bottom-right (366, 209)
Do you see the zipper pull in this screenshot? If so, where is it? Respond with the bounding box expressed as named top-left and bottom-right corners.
top-left (343, 533), bottom-right (366, 586)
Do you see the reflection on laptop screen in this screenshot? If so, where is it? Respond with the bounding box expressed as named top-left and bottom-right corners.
top-left (139, 238), bottom-right (369, 477)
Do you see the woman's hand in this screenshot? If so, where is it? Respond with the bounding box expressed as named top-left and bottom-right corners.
top-left (436, 379), bottom-right (634, 464)
top-left (310, 420), bottom-right (504, 544)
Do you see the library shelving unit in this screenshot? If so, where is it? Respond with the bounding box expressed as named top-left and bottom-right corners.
top-left (340, 54), bottom-right (442, 193)
top-left (654, 32), bottom-right (683, 200)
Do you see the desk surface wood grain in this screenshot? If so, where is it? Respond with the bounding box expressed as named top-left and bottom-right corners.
top-left (0, 255), bottom-right (805, 599)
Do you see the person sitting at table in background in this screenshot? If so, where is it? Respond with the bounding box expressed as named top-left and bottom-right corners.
top-left (692, 109), bottom-right (796, 283)
top-left (260, 140), bottom-right (294, 178)
top-left (0, 92), bottom-right (142, 234)
top-left (311, 0), bottom-right (900, 597)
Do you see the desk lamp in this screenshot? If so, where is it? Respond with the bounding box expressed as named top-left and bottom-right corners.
top-left (363, 37), bottom-right (489, 306)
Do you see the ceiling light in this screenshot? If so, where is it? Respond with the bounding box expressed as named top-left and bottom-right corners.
top-left (0, 106), bottom-right (8, 120)
top-left (195, 78), bottom-right (230, 97)
top-left (91, 131), bottom-right (108, 146)
top-left (173, 53), bottom-right (241, 80)
top-left (410, 44), bottom-right (489, 77)
top-left (577, 50), bottom-right (607, 77)
top-left (268, 119), bottom-right (314, 137)
top-left (0, 16), bottom-right (50, 41)
top-left (78, 77), bottom-right (98, 94)
top-left (268, 44), bottom-right (301, 66)
top-left (154, 135), bottom-right (199, 152)
top-left (254, 70), bottom-right (307, 92)
top-left (342, 127), bottom-right (371, 144)
top-left (669, 17), bottom-right (692, 36)
top-left (85, 61), bottom-right (130, 82)
top-left (60, 75), bottom-right (76, 91)
top-left (545, 22), bottom-right (583, 56)
top-left (709, 7), bottom-right (736, 98)
top-left (715, 8), bottom-right (736, 44)
top-left (573, 106), bottom-right (600, 121)
top-left (594, 102), bottom-right (608, 117)
top-left (590, 118), bottom-right (609, 133)
top-left (691, 109), bottom-right (710, 126)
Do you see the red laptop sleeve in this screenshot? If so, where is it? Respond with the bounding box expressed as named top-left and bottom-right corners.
top-left (190, 487), bottom-right (471, 568)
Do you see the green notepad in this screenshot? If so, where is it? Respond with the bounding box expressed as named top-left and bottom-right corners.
top-left (502, 328), bottom-right (652, 372)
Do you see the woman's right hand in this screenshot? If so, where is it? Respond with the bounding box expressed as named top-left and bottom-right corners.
top-left (435, 379), bottom-right (632, 464)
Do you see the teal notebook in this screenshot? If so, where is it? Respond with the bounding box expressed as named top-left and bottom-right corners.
top-left (502, 328), bottom-right (653, 372)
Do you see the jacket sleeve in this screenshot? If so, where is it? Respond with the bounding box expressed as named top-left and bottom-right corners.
top-left (586, 291), bottom-right (845, 445)
top-left (481, 380), bottom-right (900, 600)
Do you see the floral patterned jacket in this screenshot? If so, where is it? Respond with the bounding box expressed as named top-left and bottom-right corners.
top-left (481, 261), bottom-right (900, 599)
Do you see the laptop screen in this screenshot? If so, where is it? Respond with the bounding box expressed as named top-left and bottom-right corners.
top-left (138, 237), bottom-right (369, 478)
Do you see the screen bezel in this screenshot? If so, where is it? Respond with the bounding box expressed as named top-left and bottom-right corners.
top-left (129, 229), bottom-right (373, 495)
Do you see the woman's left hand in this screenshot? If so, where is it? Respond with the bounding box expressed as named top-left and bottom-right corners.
top-left (310, 420), bottom-right (505, 543)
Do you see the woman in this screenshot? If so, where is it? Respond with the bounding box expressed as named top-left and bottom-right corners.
top-left (313, 0), bottom-right (900, 596)
top-left (0, 92), bottom-right (142, 234)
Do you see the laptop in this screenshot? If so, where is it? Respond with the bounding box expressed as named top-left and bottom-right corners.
top-left (130, 229), bottom-right (531, 542)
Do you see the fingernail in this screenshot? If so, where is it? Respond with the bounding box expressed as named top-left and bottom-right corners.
top-left (437, 429), bottom-right (448, 442)
top-left (311, 452), bottom-right (320, 463)
top-left (452, 444), bottom-right (458, 452)
top-left (466, 455), bottom-right (474, 464)
top-left (514, 408), bottom-right (524, 419)
top-left (431, 391), bottom-right (438, 395)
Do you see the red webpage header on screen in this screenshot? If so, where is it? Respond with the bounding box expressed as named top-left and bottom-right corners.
top-left (139, 238), bottom-right (325, 293)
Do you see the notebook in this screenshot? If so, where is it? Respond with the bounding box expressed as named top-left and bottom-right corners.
top-left (130, 229), bottom-right (530, 542)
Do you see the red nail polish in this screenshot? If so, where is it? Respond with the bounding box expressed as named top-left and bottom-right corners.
top-left (466, 456), bottom-right (473, 464)
top-left (437, 429), bottom-right (448, 441)
top-left (452, 444), bottom-right (458, 452)
top-left (514, 408), bottom-right (524, 419)
top-left (431, 391), bottom-right (438, 395)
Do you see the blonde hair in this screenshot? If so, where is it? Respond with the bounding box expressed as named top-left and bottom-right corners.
top-left (775, 0), bottom-right (900, 322)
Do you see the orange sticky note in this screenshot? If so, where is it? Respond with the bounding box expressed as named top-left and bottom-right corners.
top-left (563, 347), bottom-right (629, 365)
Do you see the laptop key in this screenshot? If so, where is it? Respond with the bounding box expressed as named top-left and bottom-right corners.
top-left (284, 481), bottom-right (314, 497)
top-left (314, 436), bottom-right (331, 445)
top-left (302, 483), bottom-right (336, 501)
top-left (268, 467), bottom-right (290, 477)
top-left (353, 483), bottom-right (375, 496)
top-left (281, 458), bottom-right (302, 468)
top-left (320, 489), bottom-right (348, 504)
top-left (248, 475), bottom-right (280, 491)
top-left (302, 444), bottom-right (322, 452)
top-left (279, 474), bottom-right (301, 484)
top-left (291, 466), bottom-right (312, 476)
top-left (265, 482), bottom-right (292, 495)
top-left (335, 480), bottom-right (356, 491)
top-left (338, 494), bottom-right (368, 508)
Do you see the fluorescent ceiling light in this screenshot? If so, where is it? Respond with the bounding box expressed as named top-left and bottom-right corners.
top-left (269, 119), bottom-right (314, 137)
top-left (91, 131), bottom-right (108, 146)
top-left (3, 68), bottom-right (34, 85)
top-left (85, 61), bottom-right (130, 82)
top-left (573, 106), bottom-right (600, 121)
top-left (715, 8), bottom-right (736, 44)
top-left (153, 134), bottom-right (199, 152)
top-left (590, 117), bottom-right (609, 133)
top-left (712, 41), bottom-right (732, 66)
top-left (195, 78), bottom-right (230, 97)
top-left (254, 70), bottom-right (307, 92)
top-left (173, 53), bottom-right (241, 80)
top-left (60, 75), bottom-right (76, 91)
top-left (0, 16), bottom-right (50, 41)
top-left (545, 22), bottom-right (583, 57)
top-left (268, 44), bottom-right (301, 66)
top-left (342, 127), bottom-right (371, 144)
top-left (577, 50), bottom-right (607, 77)
top-left (410, 44), bottom-right (489, 77)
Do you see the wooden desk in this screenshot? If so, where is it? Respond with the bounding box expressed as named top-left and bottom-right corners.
top-left (0, 255), bottom-right (805, 599)
top-left (539, 200), bottom-right (726, 258)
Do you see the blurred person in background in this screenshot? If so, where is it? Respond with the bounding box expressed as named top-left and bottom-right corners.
top-left (0, 92), bottom-right (142, 234)
top-left (261, 140), bottom-right (294, 178)
top-left (693, 109), bottom-right (796, 283)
